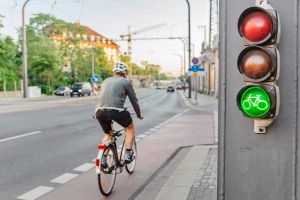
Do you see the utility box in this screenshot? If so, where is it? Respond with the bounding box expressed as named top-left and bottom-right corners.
top-left (28, 86), bottom-right (41, 98)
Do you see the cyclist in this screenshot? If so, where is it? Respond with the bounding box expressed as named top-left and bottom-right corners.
top-left (94, 62), bottom-right (143, 167)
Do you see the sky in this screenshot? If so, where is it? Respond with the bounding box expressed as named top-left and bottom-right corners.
top-left (0, 0), bottom-right (210, 76)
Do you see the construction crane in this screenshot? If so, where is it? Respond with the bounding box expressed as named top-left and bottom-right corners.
top-left (120, 23), bottom-right (166, 58)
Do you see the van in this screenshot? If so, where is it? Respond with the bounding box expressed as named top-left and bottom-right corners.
top-left (70, 82), bottom-right (92, 97)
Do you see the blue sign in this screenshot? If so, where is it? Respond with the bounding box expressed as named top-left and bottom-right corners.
top-left (189, 64), bottom-right (200, 72)
top-left (199, 67), bottom-right (205, 72)
top-left (91, 74), bottom-right (100, 83)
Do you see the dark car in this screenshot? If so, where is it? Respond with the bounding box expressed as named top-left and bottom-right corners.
top-left (54, 86), bottom-right (70, 96)
top-left (167, 85), bottom-right (175, 92)
top-left (70, 82), bottom-right (92, 97)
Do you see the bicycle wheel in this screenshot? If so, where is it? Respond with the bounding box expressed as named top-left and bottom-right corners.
top-left (125, 139), bottom-right (137, 174)
top-left (98, 145), bottom-right (117, 196)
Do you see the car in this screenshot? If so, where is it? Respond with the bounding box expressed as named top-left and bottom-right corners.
top-left (54, 86), bottom-right (70, 96)
top-left (176, 84), bottom-right (182, 90)
top-left (70, 82), bottom-right (92, 97)
top-left (167, 85), bottom-right (175, 92)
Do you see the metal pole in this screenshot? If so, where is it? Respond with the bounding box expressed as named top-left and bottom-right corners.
top-left (92, 42), bottom-right (95, 76)
top-left (22, 0), bottom-right (30, 98)
top-left (91, 42), bottom-right (95, 92)
top-left (172, 54), bottom-right (183, 77)
top-left (186, 0), bottom-right (192, 98)
top-left (198, 25), bottom-right (207, 51)
top-left (178, 38), bottom-right (186, 73)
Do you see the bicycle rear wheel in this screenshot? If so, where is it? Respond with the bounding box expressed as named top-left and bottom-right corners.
top-left (98, 145), bottom-right (116, 196)
top-left (125, 139), bottom-right (137, 174)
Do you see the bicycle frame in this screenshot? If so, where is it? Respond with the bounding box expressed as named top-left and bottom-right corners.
top-left (95, 126), bottom-right (126, 174)
top-left (96, 118), bottom-right (137, 196)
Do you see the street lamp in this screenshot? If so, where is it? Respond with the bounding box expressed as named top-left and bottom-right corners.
top-left (198, 25), bottom-right (207, 51)
top-left (172, 54), bottom-right (183, 77)
top-left (185, 0), bottom-right (192, 98)
top-left (22, 0), bottom-right (31, 98)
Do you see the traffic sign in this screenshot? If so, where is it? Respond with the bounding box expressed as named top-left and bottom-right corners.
top-left (189, 64), bottom-right (200, 72)
top-left (192, 57), bottom-right (199, 65)
top-left (91, 74), bottom-right (100, 83)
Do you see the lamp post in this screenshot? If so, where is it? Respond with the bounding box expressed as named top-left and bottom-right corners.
top-left (198, 25), bottom-right (207, 51)
top-left (172, 54), bottom-right (183, 77)
top-left (185, 0), bottom-right (191, 98)
top-left (178, 38), bottom-right (187, 73)
top-left (22, 0), bottom-right (31, 98)
top-left (91, 41), bottom-right (95, 93)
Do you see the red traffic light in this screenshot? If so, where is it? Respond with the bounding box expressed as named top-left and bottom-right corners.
top-left (237, 46), bottom-right (279, 82)
top-left (238, 7), bottom-right (279, 45)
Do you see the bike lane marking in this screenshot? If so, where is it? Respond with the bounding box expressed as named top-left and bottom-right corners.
top-left (17, 186), bottom-right (54, 200)
top-left (50, 173), bottom-right (79, 184)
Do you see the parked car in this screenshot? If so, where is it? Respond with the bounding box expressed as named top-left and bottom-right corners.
top-left (54, 86), bottom-right (70, 96)
top-left (70, 82), bottom-right (92, 97)
top-left (167, 85), bottom-right (175, 92)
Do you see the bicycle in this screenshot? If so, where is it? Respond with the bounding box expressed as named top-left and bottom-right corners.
top-left (95, 119), bottom-right (137, 196)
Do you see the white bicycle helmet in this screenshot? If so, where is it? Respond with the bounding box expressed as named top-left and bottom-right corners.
top-left (113, 62), bottom-right (128, 73)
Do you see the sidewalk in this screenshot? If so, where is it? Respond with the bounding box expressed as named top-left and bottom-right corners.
top-left (132, 90), bottom-right (218, 200)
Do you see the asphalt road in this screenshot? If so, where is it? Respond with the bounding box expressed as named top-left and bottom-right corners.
top-left (0, 88), bottom-right (187, 200)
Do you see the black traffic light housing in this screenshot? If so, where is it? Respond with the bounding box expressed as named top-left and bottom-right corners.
top-left (236, 1), bottom-right (280, 134)
top-left (237, 46), bottom-right (279, 83)
top-left (238, 6), bottom-right (280, 46)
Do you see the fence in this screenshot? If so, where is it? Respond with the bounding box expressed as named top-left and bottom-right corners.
top-left (0, 80), bottom-right (22, 97)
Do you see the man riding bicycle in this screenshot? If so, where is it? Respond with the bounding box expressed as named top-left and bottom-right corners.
top-left (95, 62), bottom-right (143, 167)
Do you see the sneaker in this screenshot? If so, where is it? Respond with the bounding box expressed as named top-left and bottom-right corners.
top-left (125, 150), bottom-right (135, 164)
top-left (101, 155), bottom-right (108, 169)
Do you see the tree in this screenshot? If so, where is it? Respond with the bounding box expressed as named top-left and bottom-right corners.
top-left (28, 36), bottom-right (62, 93)
top-left (0, 15), bottom-right (20, 90)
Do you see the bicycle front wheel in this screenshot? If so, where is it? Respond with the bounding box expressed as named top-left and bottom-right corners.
top-left (98, 145), bottom-right (116, 196)
top-left (125, 139), bottom-right (137, 174)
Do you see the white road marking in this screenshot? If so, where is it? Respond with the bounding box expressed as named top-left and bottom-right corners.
top-left (136, 134), bottom-right (147, 139)
top-left (18, 186), bottom-right (54, 200)
top-left (0, 131), bottom-right (42, 143)
top-left (50, 173), bottom-right (78, 184)
top-left (73, 163), bottom-right (94, 172)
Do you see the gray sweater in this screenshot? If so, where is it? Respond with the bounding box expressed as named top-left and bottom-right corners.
top-left (95, 76), bottom-right (141, 116)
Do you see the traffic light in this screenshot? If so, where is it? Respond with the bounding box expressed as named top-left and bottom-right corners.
top-left (236, 2), bottom-right (280, 133)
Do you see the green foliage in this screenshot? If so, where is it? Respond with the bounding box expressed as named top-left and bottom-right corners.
top-left (27, 35), bottom-right (63, 91)
top-left (0, 24), bottom-right (20, 90)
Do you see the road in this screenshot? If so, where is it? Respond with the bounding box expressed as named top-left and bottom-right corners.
top-left (0, 88), bottom-right (187, 200)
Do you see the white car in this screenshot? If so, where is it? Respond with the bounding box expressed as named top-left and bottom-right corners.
top-left (54, 86), bottom-right (70, 96)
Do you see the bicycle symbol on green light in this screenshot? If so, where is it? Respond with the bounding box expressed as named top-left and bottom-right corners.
top-left (242, 94), bottom-right (269, 111)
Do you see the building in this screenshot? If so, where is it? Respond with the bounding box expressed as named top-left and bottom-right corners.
top-left (47, 21), bottom-right (121, 72)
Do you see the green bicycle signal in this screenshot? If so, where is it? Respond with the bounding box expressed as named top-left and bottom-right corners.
top-left (237, 85), bottom-right (271, 118)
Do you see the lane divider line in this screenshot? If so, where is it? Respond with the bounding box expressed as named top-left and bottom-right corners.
top-left (0, 131), bottom-right (42, 143)
top-left (73, 163), bottom-right (94, 172)
top-left (50, 173), bottom-right (78, 184)
top-left (17, 186), bottom-right (54, 200)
